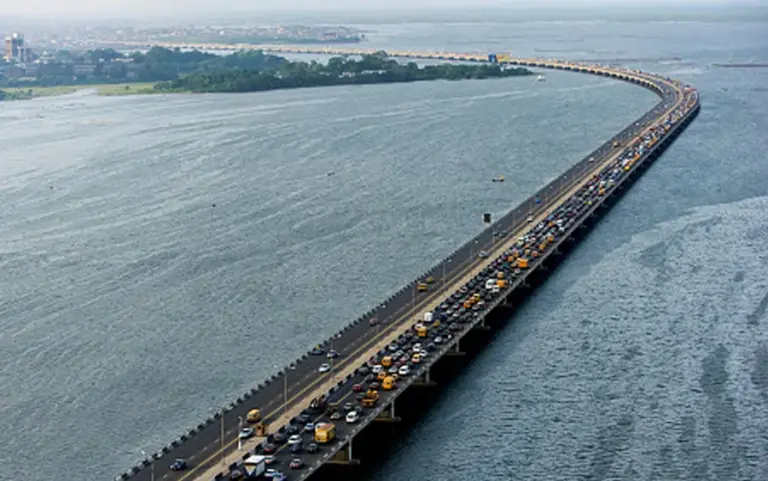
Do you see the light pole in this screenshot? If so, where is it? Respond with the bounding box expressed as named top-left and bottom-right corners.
top-left (140, 450), bottom-right (154, 481)
top-left (237, 416), bottom-right (244, 451)
top-left (273, 365), bottom-right (288, 417)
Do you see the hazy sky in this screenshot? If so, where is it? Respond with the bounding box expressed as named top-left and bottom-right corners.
top-left (0, 0), bottom-right (760, 18)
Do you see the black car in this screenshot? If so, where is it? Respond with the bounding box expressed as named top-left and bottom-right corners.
top-left (307, 443), bottom-right (319, 454)
top-left (296, 414), bottom-right (310, 425)
top-left (262, 443), bottom-right (277, 454)
top-left (290, 443), bottom-right (302, 454)
top-left (286, 425), bottom-right (300, 435)
top-left (273, 433), bottom-right (287, 445)
top-left (169, 459), bottom-right (187, 471)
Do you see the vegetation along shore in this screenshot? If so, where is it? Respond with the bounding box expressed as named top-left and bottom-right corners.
top-left (0, 47), bottom-right (532, 101)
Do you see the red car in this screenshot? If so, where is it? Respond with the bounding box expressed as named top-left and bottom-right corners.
top-left (352, 383), bottom-right (363, 392)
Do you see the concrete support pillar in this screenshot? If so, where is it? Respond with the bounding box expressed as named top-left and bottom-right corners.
top-left (390, 399), bottom-right (395, 418)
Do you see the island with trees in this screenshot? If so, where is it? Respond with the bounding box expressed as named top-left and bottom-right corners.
top-left (0, 47), bottom-right (533, 100)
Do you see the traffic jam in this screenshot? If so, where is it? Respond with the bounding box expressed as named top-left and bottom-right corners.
top-left (208, 80), bottom-right (699, 481)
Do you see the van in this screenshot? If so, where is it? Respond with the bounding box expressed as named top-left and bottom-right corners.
top-left (423, 312), bottom-right (433, 323)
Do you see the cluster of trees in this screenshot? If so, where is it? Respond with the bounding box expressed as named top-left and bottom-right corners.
top-left (154, 51), bottom-right (532, 93)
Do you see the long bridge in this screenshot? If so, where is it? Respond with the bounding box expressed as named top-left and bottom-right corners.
top-left (113, 43), bottom-right (700, 481)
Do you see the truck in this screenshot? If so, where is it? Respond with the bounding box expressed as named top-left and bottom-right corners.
top-left (314, 422), bottom-right (336, 444)
top-left (415, 324), bottom-right (428, 338)
top-left (242, 455), bottom-right (266, 478)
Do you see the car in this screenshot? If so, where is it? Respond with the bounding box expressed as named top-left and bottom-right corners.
top-left (388, 366), bottom-right (398, 375)
top-left (239, 427), bottom-right (254, 439)
top-left (307, 443), bottom-right (319, 453)
top-left (262, 443), bottom-right (277, 454)
top-left (296, 414), bottom-right (310, 424)
top-left (343, 402), bottom-right (354, 412)
top-left (304, 423), bottom-right (315, 433)
top-left (169, 459), bottom-right (187, 471)
top-left (369, 317), bottom-right (378, 326)
top-left (289, 459), bottom-right (304, 469)
top-left (527, 215), bottom-right (534, 222)
top-left (326, 349), bottom-right (339, 359)
top-left (288, 434), bottom-right (302, 445)
top-left (286, 424), bottom-right (300, 435)
top-left (272, 432), bottom-right (287, 444)
top-left (398, 365), bottom-right (410, 376)
top-left (264, 456), bottom-right (276, 465)
top-left (310, 346), bottom-right (324, 355)
top-left (346, 411), bottom-right (359, 423)
top-left (330, 411), bottom-right (342, 421)
top-left (353, 383), bottom-right (364, 392)
top-left (478, 251), bottom-right (489, 258)
top-left (318, 363), bottom-right (331, 373)
top-left (290, 443), bottom-right (302, 454)
top-left (388, 343), bottom-right (398, 352)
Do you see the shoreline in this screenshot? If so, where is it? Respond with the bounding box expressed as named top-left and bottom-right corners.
top-left (1, 73), bottom-right (532, 102)
top-left (0, 82), bottom-right (159, 101)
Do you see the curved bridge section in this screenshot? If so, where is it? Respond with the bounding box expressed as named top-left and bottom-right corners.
top-left (114, 44), bottom-right (700, 481)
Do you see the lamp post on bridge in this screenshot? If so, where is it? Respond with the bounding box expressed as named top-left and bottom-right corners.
top-left (237, 416), bottom-right (244, 451)
top-left (273, 364), bottom-right (288, 418)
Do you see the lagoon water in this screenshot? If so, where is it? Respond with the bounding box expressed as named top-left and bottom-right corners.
top-left (1, 11), bottom-right (767, 481)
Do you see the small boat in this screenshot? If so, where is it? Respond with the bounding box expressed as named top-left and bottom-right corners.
top-left (492, 175), bottom-right (505, 183)
top-left (536, 75), bottom-right (546, 82)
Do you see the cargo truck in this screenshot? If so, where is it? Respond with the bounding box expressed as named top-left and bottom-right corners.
top-left (314, 423), bottom-right (336, 444)
top-left (242, 455), bottom-right (267, 478)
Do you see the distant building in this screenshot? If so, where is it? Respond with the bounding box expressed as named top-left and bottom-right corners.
top-left (4, 33), bottom-right (26, 62)
top-left (73, 64), bottom-right (96, 76)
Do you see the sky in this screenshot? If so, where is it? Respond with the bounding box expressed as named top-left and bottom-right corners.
top-left (0, 0), bottom-right (762, 19)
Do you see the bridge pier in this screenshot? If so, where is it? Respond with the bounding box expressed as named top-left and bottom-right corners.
top-left (445, 340), bottom-right (465, 356)
top-left (374, 400), bottom-right (401, 423)
top-left (412, 368), bottom-right (436, 387)
top-left (328, 440), bottom-right (361, 465)
top-left (473, 316), bottom-right (491, 331)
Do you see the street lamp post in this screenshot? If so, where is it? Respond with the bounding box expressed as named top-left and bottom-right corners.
top-left (237, 416), bottom-right (244, 451)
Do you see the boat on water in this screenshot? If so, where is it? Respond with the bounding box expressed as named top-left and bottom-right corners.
top-left (492, 175), bottom-right (505, 183)
top-left (536, 75), bottom-right (546, 82)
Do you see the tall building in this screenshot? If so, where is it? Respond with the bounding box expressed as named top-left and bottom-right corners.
top-left (4, 33), bottom-right (25, 62)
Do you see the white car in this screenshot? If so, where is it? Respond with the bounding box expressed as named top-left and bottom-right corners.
top-left (239, 427), bottom-right (254, 439)
top-left (372, 365), bottom-right (383, 374)
top-left (527, 215), bottom-right (534, 222)
top-left (412, 344), bottom-right (422, 353)
top-left (318, 363), bottom-right (331, 373)
top-left (345, 411), bottom-right (359, 424)
top-left (420, 349), bottom-right (428, 358)
top-left (288, 434), bottom-right (302, 445)
top-left (398, 365), bottom-right (410, 376)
